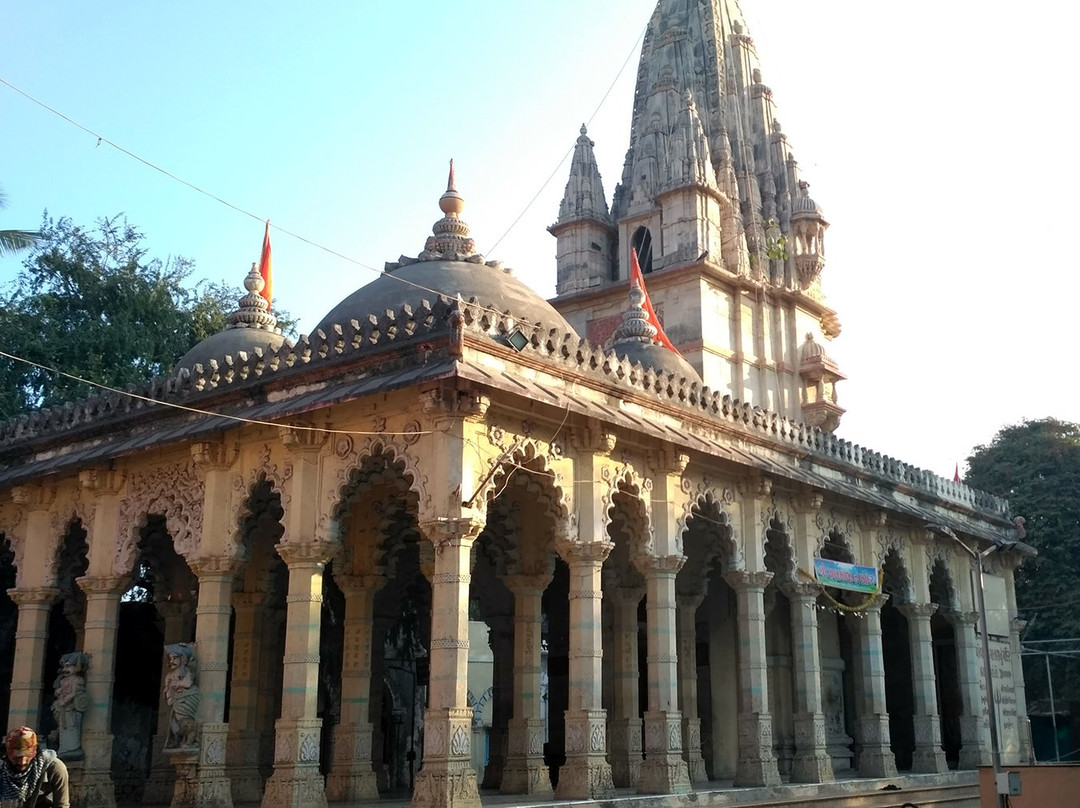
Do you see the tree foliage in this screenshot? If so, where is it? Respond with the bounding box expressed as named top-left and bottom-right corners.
top-left (0, 185), bottom-right (39, 257)
top-left (0, 214), bottom-right (292, 419)
top-left (966, 418), bottom-right (1080, 706)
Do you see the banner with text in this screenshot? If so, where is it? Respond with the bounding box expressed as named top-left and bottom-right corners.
top-left (814, 558), bottom-right (879, 593)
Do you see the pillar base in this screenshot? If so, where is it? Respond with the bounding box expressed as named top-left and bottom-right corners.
top-left (410, 708), bottom-right (480, 808)
top-left (501, 718), bottom-right (552, 795)
top-left (639, 711), bottom-right (690, 794)
top-left (958, 716), bottom-right (992, 769)
top-left (325, 722), bottom-right (379, 802)
top-left (681, 717), bottom-right (708, 784)
top-left (734, 713), bottom-right (781, 787)
top-left (856, 715), bottom-right (897, 778)
top-left (225, 729), bottom-right (264, 804)
top-left (67, 760), bottom-right (116, 808)
top-left (555, 710), bottom-right (614, 800)
top-left (608, 716), bottom-right (643, 788)
top-left (911, 715), bottom-right (947, 773)
top-left (260, 718), bottom-right (328, 808)
top-left (791, 712), bottom-right (834, 783)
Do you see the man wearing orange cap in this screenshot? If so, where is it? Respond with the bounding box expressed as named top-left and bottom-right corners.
top-left (0, 727), bottom-right (69, 807)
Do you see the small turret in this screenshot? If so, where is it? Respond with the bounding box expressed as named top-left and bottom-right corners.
top-left (798, 332), bottom-right (845, 431)
top-left (549, 125), bottom-right (616, 295)
top-left (790, 181), bottom-right (828, 297)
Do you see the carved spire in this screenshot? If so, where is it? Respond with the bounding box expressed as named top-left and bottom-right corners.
top-left (555, 125), bottom-right (612, 227)
top-left (226, 263), bottom-right (280, 333)
top-left (422, 159), bottom-right (479, 259)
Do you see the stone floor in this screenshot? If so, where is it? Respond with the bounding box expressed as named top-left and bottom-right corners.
top-left (135, 771), bottom-right (980, 808)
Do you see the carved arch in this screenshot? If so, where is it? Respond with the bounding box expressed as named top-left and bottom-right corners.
top-left (230, 443), bottom-right (293, 555)
top-left (928, 556), bottom-right (959, 612)
top-left (478, 438), bottom-right (571, 525)
top-left (881, 546), bottom-right (913, 605)
top-left (602, 464), bottom-right (654, 559)
top-left (116, 461), bottom-right (204, 575)
top-left (678, 489), bottom-right (743, 595)
top-left (763, 513), bottom-right (797, 584)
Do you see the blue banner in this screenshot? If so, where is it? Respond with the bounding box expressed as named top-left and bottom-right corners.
top-left (813, 558), bottom-right (879, 593)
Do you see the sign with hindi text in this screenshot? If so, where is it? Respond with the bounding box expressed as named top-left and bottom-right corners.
top-left (813, 558), bottom-right (879, 593)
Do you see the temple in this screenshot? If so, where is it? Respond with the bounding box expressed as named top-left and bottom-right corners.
top-left (0, 3), bottom-right (1032, 808)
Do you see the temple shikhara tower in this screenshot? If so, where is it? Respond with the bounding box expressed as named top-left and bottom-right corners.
top-left (0, 3), bottom-right (1033, 808)
top-left (552, 0), bottom-right (842, 430)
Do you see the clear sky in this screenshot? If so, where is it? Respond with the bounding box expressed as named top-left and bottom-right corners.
top-left (2, 1), bottom-right (1078, 482)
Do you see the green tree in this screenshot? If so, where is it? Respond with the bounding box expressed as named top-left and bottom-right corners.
top-left (0, 214), bottom-right (293, 418)
top-left (965, 418), bottom-right (1080, 707)
top-left (0, 185), bottom-right (39, 257)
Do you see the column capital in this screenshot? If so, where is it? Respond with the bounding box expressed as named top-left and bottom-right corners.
top-left (723, 569), bottom-right (773, 591)
top-left (278, 423), bottom-right (328, 453)
top-left (856, 509), bottom-right (888, 531)
top-left (503, 573), bottom-right (552, 596)
top-left (275, 540), bottom-right (336, 568)
top-left (647, 445), bottom-right (689, 476)
top-left (335, 573), bottom-right (384, 597)
top-left (780, 580), bottom-right (821, 601)
top-left (735, 473), bottom-right (772, 500)
top-left (78, 468), bottom-right (126, 495)
top-left (633, 553), bottom-right (685, 576)
top-left (7, 586), bottom-right (60, 605)
top-left (419, 517), bottom-right (484, 549)
top-left (570, 421), bottom-right (617, 456)
top-left (791, 488), bottom-right (823, 515)
top-left (898, 602), bottom-right (938, 620)
top-left (945, 609), bottom-right (979, 628)
top-left (10, 484), bottom-right (55, 510)
top-left (555, 539), bottom-right (613, 566)
top-left (189, 554), bottom-right (243, 579)
top-left (675, 591), bottom-right (705, 611)
top-left (191, 440), bottom-right (238, 472)
top-left (77, 575), bottom-right (128, 597)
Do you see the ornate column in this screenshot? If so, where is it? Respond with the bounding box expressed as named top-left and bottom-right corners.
top-left (326, 574), bottom-right (381, 802)
top-left (855, 597), bottom-right (898, 777)
top-left (261, 541), bottom-right (334, 808)
top-left (554, 540), bottom-right (614, 800)
top-left (410, 518), bottom-right (483, 808)
top-left (227, 591), bottom-right (267, 803)
top-left (724, 570), bottom-right (781, 787)
top-left (606, 586), bottom-right (642, 788)
top-left (500, 573), bottom-right (552, 795)
top-left (6, 586), bottom-right (59, 729)
top-left (676, 593), bottom-right (707, 784)
top-left (781, 582), bottom-right (834, 783)
top-left (172, 556), bottom-right (238, 808)
top-left (637, 555), bottom-right (690, 794)
top-left (947, 610), bottom-right (992, 768)
top-left (898, 602), bottom-right (947, 772)
top-left (73, 575), bottom-right (126, 808)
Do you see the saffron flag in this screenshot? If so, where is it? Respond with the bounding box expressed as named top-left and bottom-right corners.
top-left (258, 220), bottom-right (273, 309)
top-left (953, 463), bottom-right (961, 483)
top-left (629, 247), bottom-right (678, 352)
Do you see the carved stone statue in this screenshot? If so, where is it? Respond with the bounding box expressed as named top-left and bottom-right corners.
top-left (162, 643), bottom-right (200, 751)
top-left (51, 651), bottom-right (90, 759)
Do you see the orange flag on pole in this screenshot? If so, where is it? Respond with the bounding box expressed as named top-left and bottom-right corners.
top-left (258, 220), bottom-right (273, 309)
top-left (953, 463), bottom-right (961, 483)
top-left (629, 247), bottom-right (678, 352)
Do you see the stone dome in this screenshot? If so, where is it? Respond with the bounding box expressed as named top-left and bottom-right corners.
top-left (791, 180), bottom-right (826, 220)
top-left (314, 166), bottom-right (579, 340)
top-left (174, 264), bottom-right (290, 372)
top-left (608, 284), bottom-right (701, 382)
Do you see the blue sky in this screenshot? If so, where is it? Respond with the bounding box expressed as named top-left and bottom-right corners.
top-left (3, 0), bottom-right (1078, 480)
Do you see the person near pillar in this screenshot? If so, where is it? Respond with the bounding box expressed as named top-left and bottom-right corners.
top-left (0, 726), bottom-right (70, 808)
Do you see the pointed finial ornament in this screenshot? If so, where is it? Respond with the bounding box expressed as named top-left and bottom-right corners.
top-left (611, 284), bottom-right (659, 345)
top-left (423, 160), bottom-right (478, 258)
top-left (226, 263), bottom-right (280, 332)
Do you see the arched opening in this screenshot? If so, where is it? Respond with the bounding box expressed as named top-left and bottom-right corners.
top-left (763, 516), bottom-right (796, 775)
top-left (817, 530), bottom-right (857, 772)
top-left (929, 559), bottom-right (962, 769)
top-left (0, 533), bottom-right (17, 727)
top-left (881, 549), bottom-right (915, 771)
top-left (631, 227), bottom-right (654, 274)
top-left (114, 514), bottom-right (197, 805)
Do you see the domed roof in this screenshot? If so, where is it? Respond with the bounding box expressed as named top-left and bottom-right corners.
top-left (791, 180), bottom-right (826, 220)
top-left (609, 284), bottom-right (701, 382)
top-left (314, 165), bottom-right (578, 339)
top-left (174, 264), bottom-right (290, 372)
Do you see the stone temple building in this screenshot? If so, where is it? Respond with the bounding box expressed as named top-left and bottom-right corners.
top-left (0, 2), bottom-right (1032, 808)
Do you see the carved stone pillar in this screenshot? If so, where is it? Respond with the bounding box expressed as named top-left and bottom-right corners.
top-left (554, 540), bottom-right (614, 800)
top-left (947, 610), bottom-right (992, 768)
top-left (637, 555), bottom-right (690, 794)
top-left (898, 602), bottom-right (947, 773)
top-left (782, 582), bottom-right (834, 783)
top-left (261, 541), bottom-right (334, 808)
top-left (480, 618), bottom-right (512, 790)
top-left (410, 518), bottom-right (482, 808)
top-left (676, 593), bottom-right (707, 784)
top-left (6, 586), bottom-right (59, 730)
top-left (607, 586), bottom-right (642, 788)
top-left (724, 570), bottom-right (781, 787)
top-left (175, 556), bottom-right (238, 808)
top-left (854, 597), bottom-right (898, 777)
top-left (70, 575), bottom-right (126, 808)
top-left (500, 573), bottom-right (552, 795)
top-left (227, 592), bottom-right (266, 803)
top-left (326, 574), bottom-right (381, 802)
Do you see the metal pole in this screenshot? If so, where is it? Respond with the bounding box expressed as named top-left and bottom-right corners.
top-left (975, 550), bottom-right (1006, 808)
top-left (1045, 652), bottom-right (1060, 762)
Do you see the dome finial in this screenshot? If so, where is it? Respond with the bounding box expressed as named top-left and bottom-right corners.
top-left (423, 162), bottom-right (478, 258)
top-left (227, 263), bottom-right (279, 332)
top-left (611, 284), bottom-right (659, 345)
top-left (439, 158), bottom-right (465, 216)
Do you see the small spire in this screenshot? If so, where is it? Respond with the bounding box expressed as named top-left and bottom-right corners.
top-left (554, 124), bottom-right (611, 226)
top-left (423, 161), bottom-right (478, 258)
top-left (226, 263), bottom-right (279, 332)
